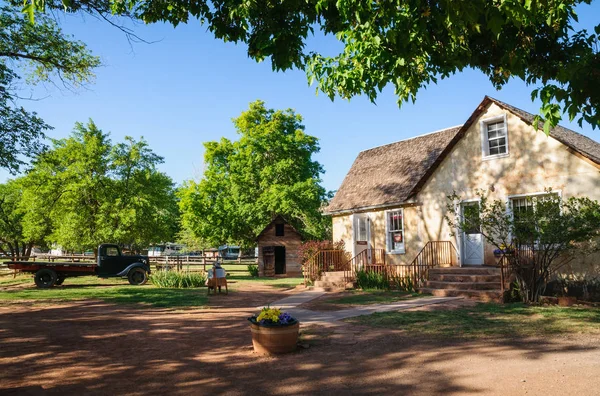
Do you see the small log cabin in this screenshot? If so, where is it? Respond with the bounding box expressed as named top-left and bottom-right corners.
top-left (256, 216), bottom-right (302, 277)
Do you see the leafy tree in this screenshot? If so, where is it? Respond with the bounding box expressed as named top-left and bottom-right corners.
top-left (179, 100), bottom-right (330, 248)
top-left (0, 4), bottom-right (99, 173)
top-left (28, 0), bottom-right (600, 130)
top-left (0, 179), bottom-right (42, 258)
top-left (446, 190), bottom-right (600, 303)
top-left (22, 120), bottom-right (179, 252)
top-left (109, 136), bottom-right (180, 251)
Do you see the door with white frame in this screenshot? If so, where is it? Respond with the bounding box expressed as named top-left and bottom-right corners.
top-left (461, 202), bottom-right (484, 265)
top-left (353, 214), bottom-right (371, 265)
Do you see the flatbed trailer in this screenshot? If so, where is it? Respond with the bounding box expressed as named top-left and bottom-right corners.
top-left (7, 244), bottom-right (151, 288)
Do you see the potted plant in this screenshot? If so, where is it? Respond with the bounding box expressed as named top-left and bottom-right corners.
top-left (248, 307), bottom-right (299, 355)
top-left (493, 243), bottom-right (514, 258)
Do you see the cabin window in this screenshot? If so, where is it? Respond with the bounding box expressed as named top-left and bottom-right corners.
top-left (106, 247), bottom-right (119, 257)
top-left (481, 115), bottom-right (509, 159)
top-left (275, 224), bottom-right (284, 237)
top-left (386, 209), bottom-right (405, 253)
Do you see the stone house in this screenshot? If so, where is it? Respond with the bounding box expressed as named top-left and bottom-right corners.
top-left (324, 96), bottom-right (600, 275)
top-left (256, 216), bottom-right (303, 277)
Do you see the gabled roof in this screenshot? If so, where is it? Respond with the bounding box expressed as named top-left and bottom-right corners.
top-left (255, 215), bottom-right (301, 240)
top-left (325, 96), bottom-right (600, 215)
top-left (485, 97), bottom-right (600, 165)
top-left (325, 126), bottom-right (462, 214)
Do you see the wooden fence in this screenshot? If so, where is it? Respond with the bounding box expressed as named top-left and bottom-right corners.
top-left (0, 254), bottom-right (259, 277)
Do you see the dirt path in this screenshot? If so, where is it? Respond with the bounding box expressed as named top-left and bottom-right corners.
top-left (1, 284), bottom-right (599, 395)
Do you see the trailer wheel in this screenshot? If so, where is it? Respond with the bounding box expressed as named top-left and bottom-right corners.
top-left (55, 276), bottom-right (65, 286)
top-left (128, 267), bottom-right (148, 285)
top-left (35, 269), bottom-right (58, 288)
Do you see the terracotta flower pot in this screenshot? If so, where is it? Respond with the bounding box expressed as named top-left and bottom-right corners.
top-left (557, 296), bottom-right (577, 307)
top-left (249, 320), bottom-right (299, 355)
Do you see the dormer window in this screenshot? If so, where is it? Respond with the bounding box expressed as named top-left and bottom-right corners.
top-left (480, 114), bottom-right (509, 159)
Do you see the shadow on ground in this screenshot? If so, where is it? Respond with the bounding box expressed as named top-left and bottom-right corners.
top-left (0, 285), bottom-right (598, 395)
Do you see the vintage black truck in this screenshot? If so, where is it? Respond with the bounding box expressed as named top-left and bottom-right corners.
top-left (6, 244), bottom-right (151, 288)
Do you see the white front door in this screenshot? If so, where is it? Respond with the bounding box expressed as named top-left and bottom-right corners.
top-left (461, 202), bottom-right (484, 265)
top-left (353, 214), bottom-right (371, 264)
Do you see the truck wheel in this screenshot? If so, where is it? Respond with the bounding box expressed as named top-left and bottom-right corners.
top-left (55, 276), bottom-right (65, 286)
top-left (128, 267), bottom-right (148, 285)
top-left (35, 269), bottom-right (58, 288)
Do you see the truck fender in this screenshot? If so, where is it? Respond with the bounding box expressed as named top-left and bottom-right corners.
top-left (117, 263), bottom-right (149, 277)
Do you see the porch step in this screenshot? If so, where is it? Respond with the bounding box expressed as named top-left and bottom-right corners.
top-left (425, 281), bottom-right (501, 291)
top-left (320, 271), bottom-right (347, 281)
top-left (422, 267), bottom-right (503, 302)
top-left (313, 280), bottom-right (353, 291)
top-left (429, 267), bottom-right (501, 276)
top-left (429, 274), bottom-right (501, 282)
top-left (419, 288), bottom-right (503, 302)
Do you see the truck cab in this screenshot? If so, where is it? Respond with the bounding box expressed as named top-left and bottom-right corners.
top-left (97, 244), bottom-right (151, 284)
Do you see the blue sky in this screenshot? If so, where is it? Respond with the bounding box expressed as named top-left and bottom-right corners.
top-left (12, 4), bottom-right (599, 192)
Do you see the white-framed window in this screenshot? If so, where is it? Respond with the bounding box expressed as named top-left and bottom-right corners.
top-left (354, 215), bottom-right (369, 241)
top-left (509, 192), bottom-right (561, 243)
top-left (385, 209), bottom-right (405, 253)
top-left (480, 115), bottom-right (509, 159)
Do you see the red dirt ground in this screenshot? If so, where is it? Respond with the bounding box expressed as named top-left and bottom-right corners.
top-left (1, 284), bottom-right (599, 395)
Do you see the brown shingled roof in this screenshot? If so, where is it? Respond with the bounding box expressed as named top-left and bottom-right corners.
top-left (325, 126), bottom-right (462, 214)
top-left (325, 96), bottom-right (600, 215)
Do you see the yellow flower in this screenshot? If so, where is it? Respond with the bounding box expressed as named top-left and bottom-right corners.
top-left (257, 307), bottom-right (282, 322)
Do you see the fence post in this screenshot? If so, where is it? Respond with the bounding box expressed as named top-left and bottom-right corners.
top-left (166, 256), bottom-right (169, 271)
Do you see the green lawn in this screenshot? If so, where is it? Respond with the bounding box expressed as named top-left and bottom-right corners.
top-left (346, 303), bottom-right (600, 338)
top-left (228, 274), bottom-right (304, 289)
top-left (325, 290), bottom-right (422, 306)
top-left (0, 274), bottom-right (208, 308)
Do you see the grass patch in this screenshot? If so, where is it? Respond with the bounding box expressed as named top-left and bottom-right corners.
top-left (228, 275), bottom-right (304, 289)
top-left (326, 290), bottom-right (421, 306)
top-left (346, 303), bottom-right (600, 338)
top-left (150, 270), bottom-right (206, 288)
top-left (0, 275), bottom-right (208, 308)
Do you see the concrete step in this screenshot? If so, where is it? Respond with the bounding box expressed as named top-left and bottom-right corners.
top-left (425, 281), bottom-right (501, 291)
top-left (429, 274), bottom-right (501, 282)
top-left (320, 276), bottom-right (347, 282)
top-left (314, 280), bottom-right (353, 289)
top-left (321, 271), bottom-right (346, 278)
top-left (429, 267), bottom-right (500, 275)
top-left (419, 288), bottom-right (503, 302)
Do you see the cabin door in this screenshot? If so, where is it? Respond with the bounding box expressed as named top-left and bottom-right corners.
top-left (461, 202), bottom-right (484, 265)
top-left (353, 214), bottom-right (371, 264)
top-left (274, 246), bottom-right (286, 275)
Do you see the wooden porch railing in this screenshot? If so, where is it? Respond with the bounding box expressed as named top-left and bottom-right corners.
top-left (407, 241), bottom-right (458, 287)
top-left (497, 244), bottom-right (535, 292)
top-left (344, 249), bottom-right (387, 283)
top-left (303, 249), bottom-right (350, 286)
top-left (343, 241), bottom-right (458, 287)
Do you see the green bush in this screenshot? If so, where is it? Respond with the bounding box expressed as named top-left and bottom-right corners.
top-left (247, 264), bottom-right (259, 277)
top-left (150, 270), bottom-right (207, 288)
top-left (356, 270), bottom-right (389, 290)
top-left (390, 275), bottom-right (415, 292)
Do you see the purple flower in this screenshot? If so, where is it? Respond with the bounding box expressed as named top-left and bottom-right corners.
top-left (279, 312), bottom-right (293, 325)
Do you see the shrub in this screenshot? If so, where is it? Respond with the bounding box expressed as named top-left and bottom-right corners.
top-left (150, 270), bottom-right (207, 288)
top-left (447, 190), bottom-right (600, 303)
top-left (390, 275), bottom-right (415, 292)
top-left (248, 264), bottom-right (259, 277)
top-left (298, 240), bottom-right (346, 264)
top-left (356, 270), bottom-right (389, 290)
